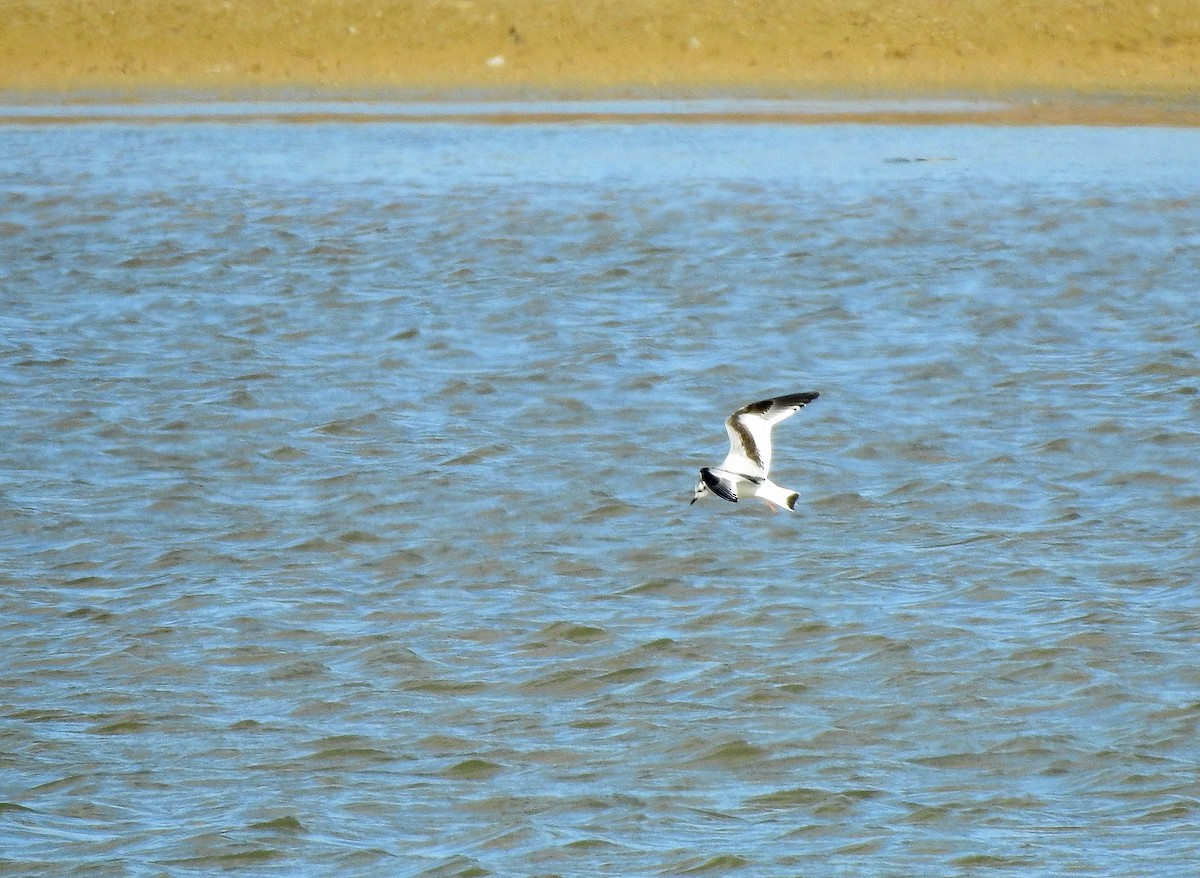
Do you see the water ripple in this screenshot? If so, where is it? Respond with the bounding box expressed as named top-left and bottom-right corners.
top-left (2, 119), bottom-right (1199, 876)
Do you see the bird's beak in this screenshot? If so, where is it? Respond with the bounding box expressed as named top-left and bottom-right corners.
top-left (689, 497), bottom-right (697, 505)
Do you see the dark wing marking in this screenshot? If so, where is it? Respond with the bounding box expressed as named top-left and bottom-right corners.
top-left (738, 392), bottom-right (820, 419)
top-left (700, 467), bottom-right (738, 503)
top-left (727, 417), bottom-right (763, 470)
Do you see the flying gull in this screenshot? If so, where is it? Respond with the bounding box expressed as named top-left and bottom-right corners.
top-left (690, 392), bottom-right (819, 512)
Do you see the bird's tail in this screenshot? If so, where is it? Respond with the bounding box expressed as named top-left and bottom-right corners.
top-left (758, 480), bottom-right (800, 512)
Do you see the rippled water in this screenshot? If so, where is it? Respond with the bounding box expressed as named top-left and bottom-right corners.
top-left (3, 115), bottom-right (1199, 876)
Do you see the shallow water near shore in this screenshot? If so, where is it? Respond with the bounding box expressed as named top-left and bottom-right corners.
top-left (3, 113), bottom-right (1200, 876)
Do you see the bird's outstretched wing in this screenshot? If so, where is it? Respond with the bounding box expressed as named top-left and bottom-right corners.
top-left (720, 392), bottom-right (819, 478)
top-left (700, 467), bottom-right (739, 502)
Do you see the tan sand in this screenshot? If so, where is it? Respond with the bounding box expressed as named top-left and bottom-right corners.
top-left (2, 0), bottom-right (1199, 105)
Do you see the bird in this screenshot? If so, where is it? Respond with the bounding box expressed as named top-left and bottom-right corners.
top-left (690, 392), bottom-right (819, 512)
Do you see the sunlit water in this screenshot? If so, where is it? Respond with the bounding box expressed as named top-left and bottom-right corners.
top-left (2, 114), bottom-right (1199, 876)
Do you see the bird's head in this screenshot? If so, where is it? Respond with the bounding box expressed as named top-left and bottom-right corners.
top-left (690, 473), bottom-right (710, 505)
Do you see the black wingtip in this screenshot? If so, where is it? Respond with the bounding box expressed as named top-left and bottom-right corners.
top-left (740, 391), bottom-right (820, 415)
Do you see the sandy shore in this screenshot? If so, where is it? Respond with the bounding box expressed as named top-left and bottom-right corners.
top-left (2, 1), bottom-right (1199, 109)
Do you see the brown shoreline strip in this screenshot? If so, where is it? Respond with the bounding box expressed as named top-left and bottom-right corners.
top-left (5, 104), bottom-right (1200, 128)
top-left (2, 0), bottom-right (1199, 99)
